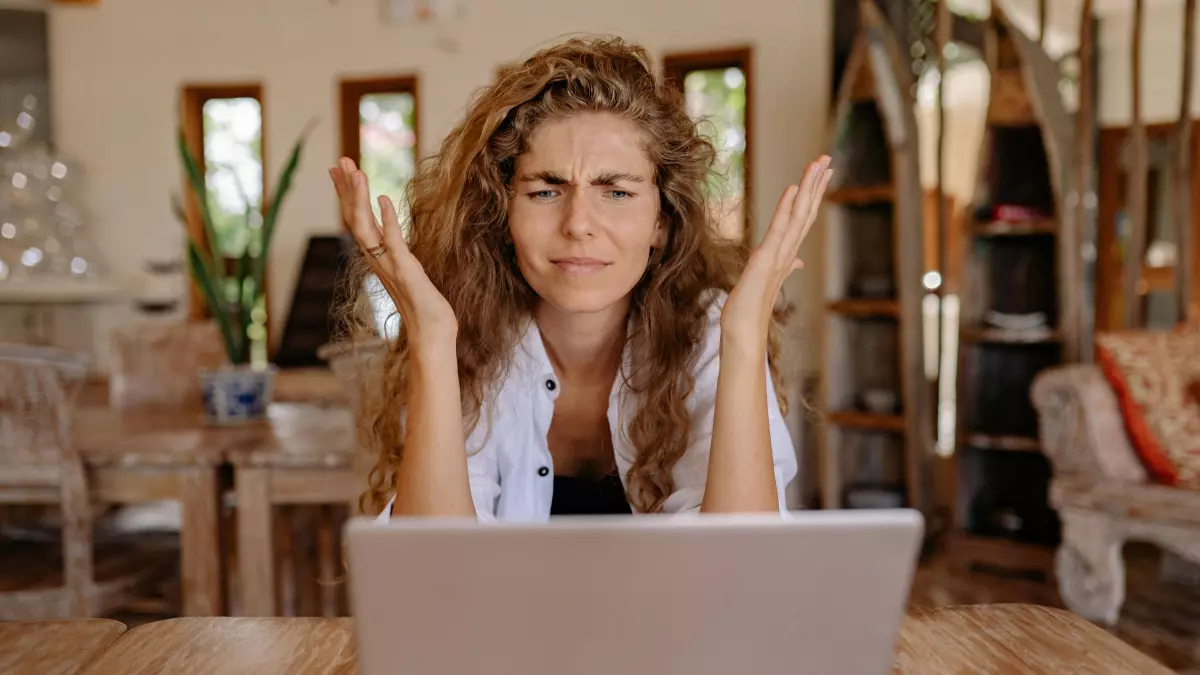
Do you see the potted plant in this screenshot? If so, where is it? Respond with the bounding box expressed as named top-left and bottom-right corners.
top-left (172, 122), bottom-right (312, 424)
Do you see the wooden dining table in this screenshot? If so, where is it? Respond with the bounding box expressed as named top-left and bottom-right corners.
top-left (71, 401), bottom-right (359, 617)
top-left (0, 603), bottom-right (1171, 674)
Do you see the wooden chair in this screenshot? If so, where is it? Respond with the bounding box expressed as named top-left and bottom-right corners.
top-left (0, 344), bottom-right (163, 619)
top-left (108, 321), bottom-right (227, 409)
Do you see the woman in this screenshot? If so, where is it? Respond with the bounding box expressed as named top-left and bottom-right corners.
top-left (331, 36), bottom-right (831, 521)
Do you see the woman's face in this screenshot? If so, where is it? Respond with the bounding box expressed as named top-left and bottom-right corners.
top-left (508, 111), bottom-right (663, 315)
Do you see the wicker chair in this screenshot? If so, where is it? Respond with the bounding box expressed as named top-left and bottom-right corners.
top-left (0, 344), bottom-right (162, 619)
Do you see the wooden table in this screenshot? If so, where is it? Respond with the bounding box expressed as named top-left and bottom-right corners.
top-left (0, 619), bottom-right (126, 675)
top-left (73, 402), bottom-right (359, 617)
top-left (75, 407), bottom-right (231, 616)
top-left (78, 618), bottom-right (355, 674)
top-left (10, 604), bottom-right (1165, 674)
top-left (227, 404), bottom-right (359, 617)
top-left (893, 604), bottom-right (1172, 673)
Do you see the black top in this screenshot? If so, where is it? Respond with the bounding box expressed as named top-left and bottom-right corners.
top-left (550, 472), bottom-right (631, 515)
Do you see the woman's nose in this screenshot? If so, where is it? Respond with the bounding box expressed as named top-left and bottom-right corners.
top-left (562, 192), bottom-right (596, 240)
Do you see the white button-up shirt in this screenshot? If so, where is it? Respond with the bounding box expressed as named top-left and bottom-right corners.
top-left (377, 292), bottom-right (798, 522)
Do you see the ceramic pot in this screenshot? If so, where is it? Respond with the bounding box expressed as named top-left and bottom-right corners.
top-left (199, 364), bottom-right (277, 425)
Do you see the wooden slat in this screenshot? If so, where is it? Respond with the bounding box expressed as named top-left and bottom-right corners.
top-left (959, 433), bottom-right (1042, 453)
top-left (827, 299), bottom-right (900, 318)
top-left (971, 219), bottom-right (1056, 237)
top-left (1125, 0), bottom-right (1148, 328)
top-left (959, 326), bottom-right (1062, 345)
top-left (826, 183), bottom-right (894, 205)
top-left (825, 410), bottom-right (906, 433)
top-left (1176, 0), bottom-right (1197, 322)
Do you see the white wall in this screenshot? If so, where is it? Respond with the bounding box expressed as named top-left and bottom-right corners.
top-left (1097, 0), bottom-right (1198, 126)
top-left (47, 0), bottom-right (830, 374)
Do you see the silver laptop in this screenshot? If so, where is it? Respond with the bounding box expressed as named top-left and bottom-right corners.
top-left (346, 510), bottom-right (923, 675)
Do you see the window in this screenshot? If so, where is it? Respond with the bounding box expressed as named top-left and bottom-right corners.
top-left (339, 76), bottom-right (419, 224)
top-left (663, 48), bottom-right (753, 242)
top-left (339, 76), bottom-right (419, 340)
top-left (180, 83), bottom-right (270, 364)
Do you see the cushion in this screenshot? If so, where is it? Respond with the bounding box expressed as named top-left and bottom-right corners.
top-left (1095, 330), bottom-right (1200, 488)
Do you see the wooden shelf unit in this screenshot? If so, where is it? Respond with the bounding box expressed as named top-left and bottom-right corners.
top-left (819, 1), bottom-right (932, 516)
top-left (949, 7), bottom-right (1080, 578)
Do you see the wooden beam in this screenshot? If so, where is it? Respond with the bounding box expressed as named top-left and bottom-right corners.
top-left (1038, 0), bottom-right (1047, 46)
top-left (1176, 0), bottom-right (1197, 323)
top-left (1124, 0), bottom-right (1148, 328)
top-left (1075, 0), bottom-right (1095, 356)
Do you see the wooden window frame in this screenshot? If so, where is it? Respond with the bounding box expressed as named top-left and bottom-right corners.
top-left (662, 46), bottom-right (754, 245)
top-left (179, 84), bottom-right (269, 343)
top-left (338, 75), bottom-right (420, 173)
top-left (1096, 122), bottom-right (1200, 331)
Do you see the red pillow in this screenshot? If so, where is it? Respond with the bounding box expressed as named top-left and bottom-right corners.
top-left (1095, 330), bottom-right (1200, 488)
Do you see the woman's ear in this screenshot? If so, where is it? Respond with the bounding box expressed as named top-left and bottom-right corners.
top-left (652, 217), bottom-right (667, 248)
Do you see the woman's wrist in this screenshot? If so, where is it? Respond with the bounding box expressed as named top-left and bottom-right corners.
top-left (718, 324), bottom-right (768, 365)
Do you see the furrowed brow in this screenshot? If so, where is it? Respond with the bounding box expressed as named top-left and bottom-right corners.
top-left (591, 172), bottom-right (646, 186)
top-left (517, 170), bottom-right (568, 185)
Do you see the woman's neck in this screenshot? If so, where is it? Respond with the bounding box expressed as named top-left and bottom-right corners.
top-left (533, 298), bottom-right (628, 384)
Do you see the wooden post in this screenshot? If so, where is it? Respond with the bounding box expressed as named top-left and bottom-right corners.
top-left (1124, 0), bottom-right (1148, 329)
top-left (1175, 0), bottom-right (1197, 323)
top-left (1038, 0), bottom-right (1047, 46)
top-left (1075, 0), bottom-right (1095, 359)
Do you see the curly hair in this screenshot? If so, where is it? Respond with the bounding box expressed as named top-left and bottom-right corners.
top-left (342, 35), bottom-right (788, 515)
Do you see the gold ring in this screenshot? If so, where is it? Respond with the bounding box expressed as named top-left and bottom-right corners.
top-left (365, 243), bottom-right (387, 258)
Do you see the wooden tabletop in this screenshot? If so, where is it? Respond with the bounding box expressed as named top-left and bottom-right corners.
top-left (0, 619), bottom-right (126, 675)
top-left (78, 617), bottom-right (356, 675)
top-left (2, 604), bottom-right (1169, 674)
top-left (224, 403), bottom-right (357, 469)
top-left (73, 402), bottom-right (355, 468)
top-left (893, 604), bottom-right (1172, 673)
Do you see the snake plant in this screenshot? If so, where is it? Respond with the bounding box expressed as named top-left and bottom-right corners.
top-left (171, 122), bottom-right (313, 365)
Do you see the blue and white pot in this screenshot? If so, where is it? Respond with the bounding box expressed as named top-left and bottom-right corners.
top-left (199, 365), bottom-right (277, 425)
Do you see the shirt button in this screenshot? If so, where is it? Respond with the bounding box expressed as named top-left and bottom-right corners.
top-left (545, 379), bottom-right (557, 391)
top-left (538, 466), bottom-right (550, 477)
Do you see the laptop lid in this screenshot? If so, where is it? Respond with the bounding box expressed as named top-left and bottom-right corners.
top-left (347, 509), bottom-right (923, 675)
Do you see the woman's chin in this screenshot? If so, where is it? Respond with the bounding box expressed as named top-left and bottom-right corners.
top-left (534, 286), bottom-right (633, 316)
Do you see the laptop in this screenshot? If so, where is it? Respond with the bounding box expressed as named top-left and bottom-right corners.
top-left (346, 509), bottom-right (923, 675)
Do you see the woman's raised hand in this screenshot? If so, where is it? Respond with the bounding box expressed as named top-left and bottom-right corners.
top-left (721, 156), bottom-right (832, 346)
top-left (330, 157), bottom-right (458, 347)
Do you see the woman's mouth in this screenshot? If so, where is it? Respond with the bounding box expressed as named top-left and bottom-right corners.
top-left (551, 257), bottom-right (610, 276)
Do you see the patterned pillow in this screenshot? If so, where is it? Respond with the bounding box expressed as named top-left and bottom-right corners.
top-left (1095, 330), bottom-right (1200, 488)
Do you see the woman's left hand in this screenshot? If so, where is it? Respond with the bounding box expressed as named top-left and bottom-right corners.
top-left (721, 156), bottom-right (832, 346)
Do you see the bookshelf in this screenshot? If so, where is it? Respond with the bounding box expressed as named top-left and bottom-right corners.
top-left (820, 0), bottom-right (932, 517)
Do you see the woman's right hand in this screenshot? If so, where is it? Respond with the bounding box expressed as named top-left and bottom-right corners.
top-left (330, 157), bottom-right (458, 348)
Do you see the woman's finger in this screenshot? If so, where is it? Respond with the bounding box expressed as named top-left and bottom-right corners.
top-left (762, 158), bottom-right (823, 252)
top-left (790, 156), bottom-right (830, 224)
top-left (797, 169), bottom-right (833, 246)
top-left (377, 195), bottom-right (409, 259)
top-left (773, 161), bottom-right (824, 264)
top-left (349, 170), bottom-right (383, 253)
top-left (758, 183), bottom-right (800, 251)
top-left (781, 164), bottom-right (832, 258)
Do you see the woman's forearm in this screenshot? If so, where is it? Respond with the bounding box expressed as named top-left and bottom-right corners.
top-left (392, 342), bottom-right (474, 517)
top-left (701, 334), bottom-right (779, 513)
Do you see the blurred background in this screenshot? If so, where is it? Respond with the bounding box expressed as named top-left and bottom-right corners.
top-left (2, 0), bottom-right (1200, 671)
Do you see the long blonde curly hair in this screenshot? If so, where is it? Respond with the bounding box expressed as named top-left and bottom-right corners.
top-left (341, 35), bottom-right (788, 515)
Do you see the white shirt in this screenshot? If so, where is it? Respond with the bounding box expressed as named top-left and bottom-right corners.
top-left (377, 292), bottom-right (798, 522)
